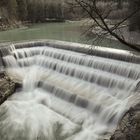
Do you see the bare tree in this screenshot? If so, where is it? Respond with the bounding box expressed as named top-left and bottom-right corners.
top-left (71, 0), bottom-right (140, 51)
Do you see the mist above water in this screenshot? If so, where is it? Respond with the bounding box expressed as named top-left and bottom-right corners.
top-left (0, 45), bottom-right (140, 140)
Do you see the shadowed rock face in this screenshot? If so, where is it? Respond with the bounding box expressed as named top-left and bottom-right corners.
top-left (111, 104), bottom-right (140, 140)
top-left (0, 73), bottom-right (15, 105)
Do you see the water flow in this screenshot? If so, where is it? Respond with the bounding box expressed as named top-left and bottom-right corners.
top-left (0, 45), bottom-right (140, 140)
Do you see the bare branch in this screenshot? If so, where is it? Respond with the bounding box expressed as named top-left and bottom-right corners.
top-left (74, 0), bottom-right (140, 51)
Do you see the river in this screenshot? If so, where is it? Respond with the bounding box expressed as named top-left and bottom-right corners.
top-left (0, 21), bottom-right (133, 51)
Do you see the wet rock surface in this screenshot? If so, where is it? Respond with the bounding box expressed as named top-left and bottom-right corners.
top-left (0, 72), bottom-right (15, 105)
top-left (111, 104), bottom-right (140, 140)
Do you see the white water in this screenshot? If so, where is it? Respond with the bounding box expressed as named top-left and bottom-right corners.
top-left (0, 45), bottom-right (140, 140)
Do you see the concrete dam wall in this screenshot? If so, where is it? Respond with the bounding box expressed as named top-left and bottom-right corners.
top-left (0, 40), bottom-right (140, 140)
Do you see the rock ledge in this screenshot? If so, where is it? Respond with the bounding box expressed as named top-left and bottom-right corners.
top-left (0, 72), bottom-right (15, 105)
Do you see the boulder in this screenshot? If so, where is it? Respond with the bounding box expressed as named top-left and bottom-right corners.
top-left (111, 104), bottom-right (140, 140)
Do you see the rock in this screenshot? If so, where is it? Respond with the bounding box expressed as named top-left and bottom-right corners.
top-left (0, 73), bottom-right (15, 105)
top-left (0, 72), bottom-right (5, 78)
top-left (111, 104), bottom-right (140, 140)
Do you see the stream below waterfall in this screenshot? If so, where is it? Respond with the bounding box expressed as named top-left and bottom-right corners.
top-left (0, 45), bottom-right (140, 140)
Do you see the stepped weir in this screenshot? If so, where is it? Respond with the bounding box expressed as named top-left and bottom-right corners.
top-left (0, 40), bottom-right (140, 140)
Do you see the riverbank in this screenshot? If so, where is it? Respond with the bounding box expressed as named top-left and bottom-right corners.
top-left (87, 19), bottom-right (140, 49)
top-left (0, 20), bottom-right (25, 31)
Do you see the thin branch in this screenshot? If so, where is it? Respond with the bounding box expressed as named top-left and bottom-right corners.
top-left (75, 0), bottom-right (140, 51)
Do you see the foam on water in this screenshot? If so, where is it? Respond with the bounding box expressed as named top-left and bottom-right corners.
top-left (0, 45), bottom-right (140, 140)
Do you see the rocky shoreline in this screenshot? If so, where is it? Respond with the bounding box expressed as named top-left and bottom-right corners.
top-left (111, 104), bottom-right (140, 140)
top-left (0, 21), bottom-right (25, 31)
top-left (0, 72), bottom-right (15, 105)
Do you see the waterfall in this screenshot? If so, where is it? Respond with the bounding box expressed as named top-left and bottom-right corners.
top-left (0, 44), bottom-right (140, 140)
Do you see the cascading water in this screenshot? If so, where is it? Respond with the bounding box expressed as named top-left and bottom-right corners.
top-left (0, 44), bottom-right (140, 140)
